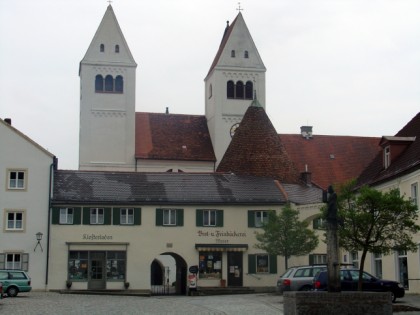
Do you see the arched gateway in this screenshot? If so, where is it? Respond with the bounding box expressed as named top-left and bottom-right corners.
top-left (150, 252), bottom-right (187, 295)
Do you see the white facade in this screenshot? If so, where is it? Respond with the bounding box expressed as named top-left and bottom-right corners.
top-left (79, 5), bottom-right (137, 172)
top-left (0, 119), bottom-right (55, 291)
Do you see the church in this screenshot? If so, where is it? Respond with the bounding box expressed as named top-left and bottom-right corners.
top-left (47, 5), bottom-right (387, 294)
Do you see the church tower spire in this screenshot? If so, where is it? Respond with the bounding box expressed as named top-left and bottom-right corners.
top-left (79, 5), bottom-right (137, 171)
top-left (205, 12), bottom-right (266, 166)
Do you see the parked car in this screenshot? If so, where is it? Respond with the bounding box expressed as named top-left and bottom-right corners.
top-left (313, 268), bottom-right (405, 302)
top-left (0, 270), bottom-right (32, 297)
top-left (0, 282), bottom-right (3, 299)
top-left (277, 265), bottom-right (327, 293)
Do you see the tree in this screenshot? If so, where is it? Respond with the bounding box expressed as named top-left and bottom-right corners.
top-left (337, 181), bottom-right (420, 290)
top-left (255, 203), bottom-right (319, 269)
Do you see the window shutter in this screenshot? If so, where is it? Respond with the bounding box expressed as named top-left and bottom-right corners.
top-left (309, 254), bottom-right (314, 265)
top-left (177, 209), bottom-right (184, 226)
top-left (104, 208), bottom-right (112, 225)
top-left (0, 253), bottom-right (5, 269)
top-left (216, 210), bottom-right (224, 227)
top-left (156, 209), bottom-right (163, 226)
top-left (73, 207), bottom-right (82, 225)
top-left (83, 207), bottom-right (90, 225)
top-left (248, 211), bottom-right (255, 227)
top-left (22, 253), bottom-right (29, 271)
top-left (134, 208), bottom-right (141, 225)
top-left (113, 208), bottom-right (120, 225)
top-left (196, 210), bottom-right (203, 227)
top-left (248, 254), bottom-right (256, 274)
top-left (52, 207), bottom-right (60, 224)
top-left (269, 255), bottom-right (277, 274)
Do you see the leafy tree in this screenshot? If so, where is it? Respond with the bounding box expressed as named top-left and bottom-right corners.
top-left (337, 181), bottom-right (420, 290)
top-left (255, 203), bottom-right (319, 269)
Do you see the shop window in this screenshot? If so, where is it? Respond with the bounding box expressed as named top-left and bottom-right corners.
top-left (199, 252), bottom-right (222, 279)
top-left (95, 75), bottom-right (104, 92)
top-left (107, 251), bottom-right (126, 280)
top-left (196, 209), bottom-right (223, 227)
top-left (156, 208), bottom-right (184, 226)
top-left (248, 254), bottom-right (277, 274)
top-left (68, 251), bottom-right (88, 281)
top-left (248, 210), bottom-right (272, 227)
top-left (60, 208), bottom-right (73, 224)
top-left (7, 170), bottom-right (26, 190)
top-left (5, 210), bottom-right (24, 231)
top-left (0, 253), bottom-right (28, 271)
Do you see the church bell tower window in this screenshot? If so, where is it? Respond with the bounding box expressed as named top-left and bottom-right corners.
top-left (115, 75), bottom-right (124, 92)
top-left (115, 45), bottom-right (120, 53)
top-left (95, 75), bottom-right (104, 92)
top-left (105, 75), bottom-right (114, 92)
top-left (231, 50), bottom-right (236, 58)
top-left (244, 50), bottom-right (249, 58)
top-left (100, 44), bottom-right (105, 52)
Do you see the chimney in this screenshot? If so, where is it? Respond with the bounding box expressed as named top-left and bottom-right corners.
top-left (165, 107), bottom-right (169, 114)
top-left (4, 118), bottom-right (12, 125)
top-left (300, 164), bottom-right (312, 186)
top-left (300, 126), bottom-right (313, 139)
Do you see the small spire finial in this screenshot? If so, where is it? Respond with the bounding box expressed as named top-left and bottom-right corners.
top-left (236, 2), bottom-right (243, 13)
top-left (107, 0), bottom-right (113, 5)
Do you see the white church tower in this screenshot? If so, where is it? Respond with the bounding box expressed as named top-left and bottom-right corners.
top-left (79, 5), bottom-right (137, 171)
top-left (205, 12), bottom-right (266, 166)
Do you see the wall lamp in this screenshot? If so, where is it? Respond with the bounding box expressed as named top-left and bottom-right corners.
top-left (34, 232), bottom-right (43, 252)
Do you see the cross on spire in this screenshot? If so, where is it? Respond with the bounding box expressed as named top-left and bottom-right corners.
top-left (236, 2), bottom-right (243, 13)
top-left (107, 0), bottom-right (113, 5)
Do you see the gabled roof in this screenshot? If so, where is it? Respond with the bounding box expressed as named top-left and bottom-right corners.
top-left (52, 171), bottom-right (288, 205)
top-left (205, 13), bottom-right (265, 80)
top-left (217, 100), bottom-right (301, 184)
top-left (80, 5), bottom-right (136, 69)
top-left (279, 134), bottom-right (381, 190)
top-left (135, 112), bottom-right (216, 162)
top-left (357, 112), bottom-right (420, 187)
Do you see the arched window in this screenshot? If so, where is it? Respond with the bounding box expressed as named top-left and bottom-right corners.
top-left (231, 50), bottom-right (236, 58)
top-left (100, 44), bottom-right (105, 52)
top-left (95, 75), bottom-right (104, 92)
top-left (245, 81), bottom-right (253, 99)
top-left (236, 81), bottom-right (244, 99)
top-left (115, 45), bottom-right (120, 53)
top-left (105, 75), bottom-right (114, 92)
top-left (115, 75), bottom-right (124, 92)
top-left (244, 50), bottom-right (249, 58)
top-left (227, 81), bottom-right (234, 98)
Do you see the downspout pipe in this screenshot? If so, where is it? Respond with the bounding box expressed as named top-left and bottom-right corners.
top-left (46, 156), bottom-right (58, 287)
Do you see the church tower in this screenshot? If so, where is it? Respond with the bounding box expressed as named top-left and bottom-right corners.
top-left (79, 5), bottom-right (137, 171)
top-left (205, 13), bottom-right (266, 166)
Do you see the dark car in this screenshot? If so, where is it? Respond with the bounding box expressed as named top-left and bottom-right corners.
top-left (277, 265), bottom-right (327, 293)
top-left (313, 268), bottom-right (405, 302)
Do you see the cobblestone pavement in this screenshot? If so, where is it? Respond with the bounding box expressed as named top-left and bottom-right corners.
top-left (0, 292), bottom-right (284, 315)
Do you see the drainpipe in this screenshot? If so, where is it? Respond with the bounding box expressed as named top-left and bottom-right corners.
top-left (46, 156), bottom-right (57, 287)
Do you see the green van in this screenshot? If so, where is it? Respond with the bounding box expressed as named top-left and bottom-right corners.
top-left (0, 270), bottom-right (32, 297)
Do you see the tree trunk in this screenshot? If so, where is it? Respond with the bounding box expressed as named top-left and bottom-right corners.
top-left (358, 250), bottom-right (368, 291)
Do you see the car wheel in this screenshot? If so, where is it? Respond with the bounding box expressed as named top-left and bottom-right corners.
top-left (299, 285), bottom-right (312, 291)
top-left (7, 286), bottom-right (18, 297)
top-left (390, 291), bottom-right (396, 303)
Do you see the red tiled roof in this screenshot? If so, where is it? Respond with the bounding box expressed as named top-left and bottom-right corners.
top-left (279, 134), bottom-right (381, 190)
top-left (135, 112), bottom-right (216, 162)
top-left (217, 101), bottom-right (301, 184)
top-left (357, 112), bottom-right (420, 187)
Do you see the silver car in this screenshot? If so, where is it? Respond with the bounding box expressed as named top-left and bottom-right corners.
top-left (277, 265), bottom-right (326, 293)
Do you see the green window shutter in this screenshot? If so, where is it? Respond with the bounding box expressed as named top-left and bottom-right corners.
top-left (73, 207), bottom-right (82, 225)
top-left (309, 254), bottom-right (314, 265)
top-left (0, 254), bottom-right (5, 269)
top-left (156, 208), bottom-right (163, 226)
top-left (83, 207), bottom-right (90, 225)
top-left (177, 209), bottom-right (184, 226)
top-left (216, 210), bottom-right (224, 227)
top-left (248, 211), bottom-right (255, 227)
top-left (134, 208), bottom-right (141, 225)
top-left (113, 208), bottom-right (120, 225)
top-left (52, 207), bottom-right (60, 224)
top-left (248, 254), bottom-right (256, 274)
top-left (269, 255), bottom-right (277, 274)
top-left (196, 210), bottom-right (203, 227)
top-left (104, 208), bottom-right (112, 225)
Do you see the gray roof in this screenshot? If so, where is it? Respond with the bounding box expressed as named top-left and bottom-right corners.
top-left (52, 171), bottom-right (323, 206)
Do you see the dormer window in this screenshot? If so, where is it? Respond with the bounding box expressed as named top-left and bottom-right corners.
top-left (231, 50), bottom-right (236, 58)
top-left (384, 146), bottom-right (391, 169)
top-left (115, 45), bottom-right (119, 53)
top-left (100, 44), bottom-right (105, 52)
top-left (244, 50), bottom-right (249, 58)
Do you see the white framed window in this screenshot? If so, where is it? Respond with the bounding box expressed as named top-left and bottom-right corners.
top-left (5, 210), bottom-right (24, 231)
top-left (6, 253), bottom-right (21, 269)
top-left (384, 146), bottom-right (391, 169)
top-left (203, 210), bottom-right (216, 226)
top-left (90, 208), bottom-right (104, 224)
top-left (351, 252), bottom-right (359, 268)
top-left (310, 254), bottom-right (327, 265)
top-left (163, 209), bottom-right (176, 226)
top-left (60, 208), bottom-right (73, 224)
top-left (0, 253), bottom-right (29, 271)
top-left (120, 208), bottom-right (134, 225)
top-left (313, 217), bottom-right (326, 230)
top-left (256, 254), bottom-right (269, 273)
top-left (373, 253), bottom-right (382, 279)
top-left (411, 183), bottom-right (418, 210)
top-left (7, 170), bottom-right (27, 190)
top-left (255, 211), bottom-right (268, 227)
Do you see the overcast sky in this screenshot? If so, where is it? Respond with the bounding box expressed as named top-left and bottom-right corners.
top-left (1, 0), bottom-right (419, 169)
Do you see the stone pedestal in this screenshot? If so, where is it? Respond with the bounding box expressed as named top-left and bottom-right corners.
top-left (283, 291), bottom-right (392, 315)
